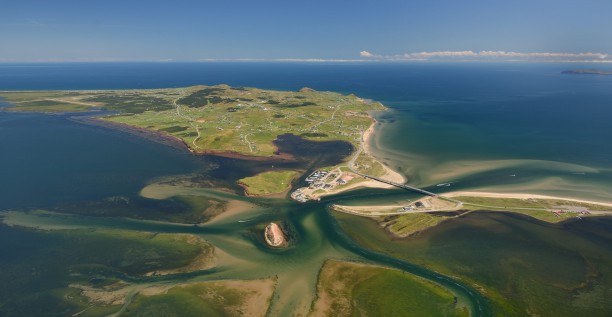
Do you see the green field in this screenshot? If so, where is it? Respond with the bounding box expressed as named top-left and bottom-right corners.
top-left (454, 196), bottom-right (612, 222)
top-left (238, 170), bottom-right (299, 196)
top-left (310, 260), bottom-right (467, 317)
top-left (378, 212), bottom-right (458, 237)
top-left (351, 150), bottom-right (388, 177)
top-left (0, 86), bottom-right (383, 157)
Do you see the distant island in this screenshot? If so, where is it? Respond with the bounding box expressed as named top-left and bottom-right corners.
top-left (562, 69), bottom-right (612, 75)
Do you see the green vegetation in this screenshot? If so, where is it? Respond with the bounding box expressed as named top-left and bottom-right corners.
top-left (0, 91), bottom-right (99, 112)
top-left (337, 196), bottom-right (612, 239)
top-left (378, 212), bottom-right (458, 237)
top-left (123, 280), bottom-right (274, 317)
top-left (56, 195), bottom-right (227, 224)
top-left (176, 87), bottom-right (226, 107)
top-left (14, 287), bottom-right (122, 317)
top-left (457, 196), bottom-right (612, 211)
top-left (83, 93), bottom-right (175, 114)
top-left (1, 86), bottom-right (388, 196)
top-left (333, 211), bottom-right (612, 317)
top-left (310, 260), bottom-right (466, 317)
top-left (44, 228), bottom-right (211, 276)
top-left (1, 85), bottom-right (384, 157)
top-left (351, 150), bottom-right (387, 177)
top-left (160, 125), bottom-right (188, 133)
top-left (300, 132), bottom-right (328, 138)
top-left (455, 196), bottom-right (612, 222)
top-left (175, 195), bottom-right (228, 221)
top-left (0, 224), bottom-right (215, 316)
top-left (238, 170), bottom-right (299, 196)
top-left (5, 100), bottom-right (92, 112)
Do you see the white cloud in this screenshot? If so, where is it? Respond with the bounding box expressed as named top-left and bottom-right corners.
top-left (410, 50), bottom-right (477, 58)
top-left (359, 50), bottom-right (612, 62)
top-left (478, 51), bottom-right (608, 60)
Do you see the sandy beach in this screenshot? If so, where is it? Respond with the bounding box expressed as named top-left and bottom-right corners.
top-left (332, 190), bottom-right (612, 218)
top-left (362, 122), bottom-right (406, 184)
top-left (206, 199), bottom-right (259, 224)
top-left (320, 121), bottom-right (406, 197)
top-left (293, 118), bottom-right (408, 201)
top-left (264, 222), bottom-right (287, 247)
top-left (444, 191), bottom-right (612, 207)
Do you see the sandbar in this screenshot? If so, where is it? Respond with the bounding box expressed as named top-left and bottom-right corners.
top-left (444, 191), bottom-right (612, 207)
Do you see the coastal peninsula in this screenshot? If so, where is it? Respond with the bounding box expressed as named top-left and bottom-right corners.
top-left (2, 85), bottom-right (608, 225)
top-left (2, 85), bottom-right (609, 228)
top-left (333, 192), bottom-right (612, 238)
top-left (0, 85), bottom-right (398, 197)
top-left (3, 84), bottom-right (612, 317)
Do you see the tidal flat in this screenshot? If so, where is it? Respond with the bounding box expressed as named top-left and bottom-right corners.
top-left (0, 224), bottom-right (214, 316)
top-left (333, 210), bottom-right (612, 316)
top-left (1, 63), bottom-right (612, 316)
top-left (310, 260), bottom-right (467, 317)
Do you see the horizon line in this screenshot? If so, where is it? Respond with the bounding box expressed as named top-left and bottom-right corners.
top-left (1, 58), bottom-right (612, 64)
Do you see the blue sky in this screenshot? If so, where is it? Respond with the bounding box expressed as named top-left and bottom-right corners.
top-left (1, 0), bottom-right (611, 62)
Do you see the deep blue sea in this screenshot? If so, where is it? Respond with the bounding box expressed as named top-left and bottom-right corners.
top-left (1, 62), bottom-right (612, 317)
top-left (1, 62), bottom-right (612, 204)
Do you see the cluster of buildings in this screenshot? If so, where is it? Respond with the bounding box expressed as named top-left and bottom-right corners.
top-left (291, 169), bottom-right (354, 202)
top-left (307, 170), bottom-right (340, 190)
top-left (551, 205), bottom-right (592, 218)
top-left (291, 170), bottom-right (332, 202)
top-left (305, 170), bottom-right (328, 183)
top-left (290, 188), bottom-right (312, 203)
top-left (397, 201), bottom-right (426, 212)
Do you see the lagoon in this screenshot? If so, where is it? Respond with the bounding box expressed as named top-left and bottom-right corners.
top-left (1, 62), bottom-right (611, 316)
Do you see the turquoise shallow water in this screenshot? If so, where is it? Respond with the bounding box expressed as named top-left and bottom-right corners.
top-left (1, 62), bottom-right (611, 316)
top-left (3, 62), bottom-right (610, 201)
top-left (364, 63), bottom-right (612, 201)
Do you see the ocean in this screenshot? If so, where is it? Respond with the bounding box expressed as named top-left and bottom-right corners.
top-left (1, 62), bottom-right (612, 316)
top-left (2, 62), bottom-right (611, 201)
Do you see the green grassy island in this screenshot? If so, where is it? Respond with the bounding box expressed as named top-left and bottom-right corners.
top-left (238, 170), bottom-right (299, 196)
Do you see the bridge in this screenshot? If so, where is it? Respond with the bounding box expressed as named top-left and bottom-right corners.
top-left (357, 173), bottom-right (438, 197)
top-left (352, 170), bottom-right (465, 204)
top-left (347, 136), bottom-right (463, 203)
top-left (347, 146), bottom-right (466, 203)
